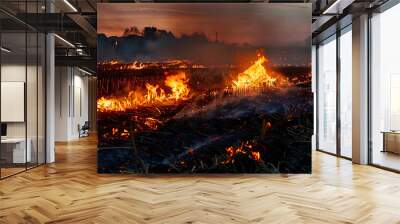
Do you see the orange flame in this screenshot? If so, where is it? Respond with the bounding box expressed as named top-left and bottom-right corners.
top-left (251, 151), bottom-right (261, 161)
top-left (223, 141), bottom-right (262, 164)
top-left (128, 61), bottom-right (145, 70)
top-left (97, 72), bottom-right (190, 112)
top-left (164, 72), bottom-right (190, 100)
top-left (145, 83), bottom-right (166, 102)
top-left (231, 52), bottom-right (289, 93)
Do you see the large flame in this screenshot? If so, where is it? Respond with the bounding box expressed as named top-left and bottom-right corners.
top-left (165, 72), bottom-right (190, 100)
top-left (231, 52), bottom-right (289, 93)
top-left (145, 83), bottom-right (166, 102)
top-left (97, 72), bottom-right (190, 112)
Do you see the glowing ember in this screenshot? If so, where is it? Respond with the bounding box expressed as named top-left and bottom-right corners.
top-left (223, 141), bottom-right (262, 164)
top-left (251, 151), bottom-right (261, 161)
top-left (144, 117), bottom-right (163, 130)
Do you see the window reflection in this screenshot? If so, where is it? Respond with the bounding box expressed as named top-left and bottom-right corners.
top-left (371, 4), bottom-right (400, 171)
top-left (317, 36), bottom-right (337, 154)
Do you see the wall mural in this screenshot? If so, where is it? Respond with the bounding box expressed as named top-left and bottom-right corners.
top-left (97, 3), bottom-right (312, 173)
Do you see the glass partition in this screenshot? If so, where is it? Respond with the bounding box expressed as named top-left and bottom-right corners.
top-left (27, 31), bottom-right (38, 169)
top-left (1, 31), bottom-right (28, 177)
top-left (317, 35), bottom-right (337, 154)
top-left (339, 27), bottom-right (352, 158)
top-left (370, 3), bottom-right (400, 171)
top-left (0, 1), bottom-right (46, 179)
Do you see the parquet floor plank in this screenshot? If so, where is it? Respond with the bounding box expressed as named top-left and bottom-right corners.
top-left (0, 135), bottom-right (399, 223)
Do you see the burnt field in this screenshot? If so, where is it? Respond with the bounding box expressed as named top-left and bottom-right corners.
top-left (97, 59), bottom-right (313, 174)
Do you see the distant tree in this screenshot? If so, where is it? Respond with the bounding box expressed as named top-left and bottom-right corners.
top-left (143, 27), bottom-right (158, 40)
top-left (123, 26), bottom-right (141, 37)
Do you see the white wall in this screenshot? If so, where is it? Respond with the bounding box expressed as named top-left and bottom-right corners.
top-left (55, 67), bottom-right (89, 141)
top-left (1, 63), bottom-right (46, 164)
top-left (1, 64), bottom-right (42, 138)
top-left (1, 64), bottom-right (26, 138)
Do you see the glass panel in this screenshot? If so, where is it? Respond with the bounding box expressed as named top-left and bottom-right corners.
top-left (1, 31), bottom-right (27, 177)
top-left (317, 36), bottom-right (337, 154)
top-left (0, 1), bottom-right (46, 178)
top-left (371, 4), bottom-right (400, 171)
top-left (27, 31), bottom-right (38, 169)
top-left (339, 28), bottom-right (352, 158)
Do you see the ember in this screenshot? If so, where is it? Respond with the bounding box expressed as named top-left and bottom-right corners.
top-left (223, 141), bottom-right (262, 164)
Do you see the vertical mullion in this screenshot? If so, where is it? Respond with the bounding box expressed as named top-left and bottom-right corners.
top-left (44, 0), bottom-right (47, 164)
top-left (44, 33), bottom-right (47, 164)
top-left (36, 0), bottom-right (39, 167)
top-left (367, 11), bottom-right (373, 165)
top-left (25, 0), bottom-right (28, 171)
top-left (316, 44), bottom-right (320, 150)
top-left (336, 30), bottom-right (341, 157)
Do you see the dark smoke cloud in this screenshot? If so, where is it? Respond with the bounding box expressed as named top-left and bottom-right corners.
top-left (98, 27), bottom-right (310, 66)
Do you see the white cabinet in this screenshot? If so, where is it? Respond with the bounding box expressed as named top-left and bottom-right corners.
top-left (1, 138), bottom-right (32, 163)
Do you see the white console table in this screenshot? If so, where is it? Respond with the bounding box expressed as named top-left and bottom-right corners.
top-left (1, 138), bottom-right (31, 163)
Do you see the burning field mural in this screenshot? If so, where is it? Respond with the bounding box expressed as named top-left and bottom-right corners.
top-left (97, 3), bottom-right (312, 173)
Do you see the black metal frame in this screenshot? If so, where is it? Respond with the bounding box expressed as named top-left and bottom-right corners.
top-left (336, 27), bottom-right (341, 158)
top-left (367, 10), bottom-right (373, 166)
top-left (0, 0), bottom-right (48, 180)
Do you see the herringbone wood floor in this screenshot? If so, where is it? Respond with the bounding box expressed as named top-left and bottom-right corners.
top-left (1, 136), bottom-right (400, 224)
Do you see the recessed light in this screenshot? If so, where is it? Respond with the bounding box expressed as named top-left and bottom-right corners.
top-left (63, 0), bottom-right (78, 12)
top-left (54, 34), bottom-right (75, 48)
top-left (1, 47), bottom-right (11, 53)
top-left (78, 67), bottom-right (93, 76)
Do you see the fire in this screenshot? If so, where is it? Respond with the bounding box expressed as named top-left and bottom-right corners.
top-left (251, 151), bottom-right (261, 161)
top-left (97, 72), bottom-right (190, 112)
top-left (145, 83), bottom-right (166, 102)
top-left (231, 52), bottom-right (289, 93)
top-left (223, 141), bottom-right (262, 164)
top-left (98, 52), bottom-right (291, 113)
top-left (128, 61), bottom-right (145, 70)
top-left (164, 72), bottom-right (190, 100)
top-left (144, 117), bottom-right (163, 130)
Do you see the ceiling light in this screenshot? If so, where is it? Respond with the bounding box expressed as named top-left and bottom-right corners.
top-left (323, 0), bottom-right (342, 14)
top-left (54, 34), bottom-right (75, 48)
top-left (63, 0), bottom-right (78, 12)
top-left (322, 0), bottom-right (355, 15)
top-left (78, 67), bottom-right (93, 76)
top-left (1, 47), bottom-right (11, 53)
